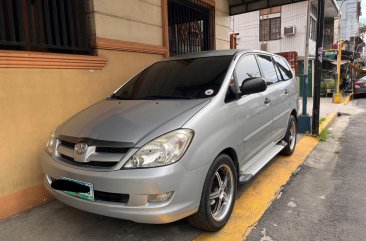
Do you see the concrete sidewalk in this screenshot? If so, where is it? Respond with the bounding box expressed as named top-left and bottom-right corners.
top-left (298, 97), bottom-right (355, 119)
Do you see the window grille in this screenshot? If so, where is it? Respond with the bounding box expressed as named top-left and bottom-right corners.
top-left (0, 0), bottom-right (93, 55)
top-left (167, 0), bottom-right (215, 56)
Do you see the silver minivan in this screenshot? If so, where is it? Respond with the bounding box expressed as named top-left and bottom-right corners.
top-left (43, 50), bottom-right (298, 231)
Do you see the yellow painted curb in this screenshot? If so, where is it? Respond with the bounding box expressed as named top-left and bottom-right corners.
top-left (343, 94), bottom-right (352, 105)
top-left (195, 113), bottom-right (337, 241)
top-left (320, 112), bottom-right (337, 132)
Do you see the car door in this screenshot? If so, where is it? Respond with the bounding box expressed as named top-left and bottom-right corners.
top-left (233, 54), bottom-right (274, 165)
top-left (256, 54), bottom-right (286, 143)
top-left (270, 55), bottom-right (295, 141)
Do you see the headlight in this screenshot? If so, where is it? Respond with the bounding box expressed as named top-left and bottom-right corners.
top-left (46, 132), bottom-right (56, 155)
top-left (123, 129), bottom-right (194, 168)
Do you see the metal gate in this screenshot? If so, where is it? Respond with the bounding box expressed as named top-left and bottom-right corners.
top-left (167, 0), bottom-right (214, 56)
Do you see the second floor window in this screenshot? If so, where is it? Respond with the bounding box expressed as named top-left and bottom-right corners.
top-left (259, 7), bottom-right (281, 42)
top-left (310, 17), bottom-right (317, 41)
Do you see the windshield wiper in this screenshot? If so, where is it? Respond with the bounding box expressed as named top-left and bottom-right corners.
top-left (140, 95), bottom-right (194, 100)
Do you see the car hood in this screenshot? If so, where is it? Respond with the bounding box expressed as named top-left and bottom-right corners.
top-left (57, 99), bottom-right (210, 147)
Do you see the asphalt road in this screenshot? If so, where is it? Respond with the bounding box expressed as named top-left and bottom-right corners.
top-left (0, 199), bottom-right (200, 241)
top-left (246, 98), bottom-right (366, 241)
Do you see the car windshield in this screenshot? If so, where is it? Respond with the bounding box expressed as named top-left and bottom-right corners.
top-left (112, 56), bottom-right (233, 100)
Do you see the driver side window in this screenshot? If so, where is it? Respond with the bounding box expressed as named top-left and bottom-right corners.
top-left (234, 55), bottom-right (262, 87)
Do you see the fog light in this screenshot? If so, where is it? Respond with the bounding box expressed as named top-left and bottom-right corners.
top-left (148, 191), bottom-right (174, 203)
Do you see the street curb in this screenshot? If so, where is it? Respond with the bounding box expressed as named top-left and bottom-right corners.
top-left (320, 112), bottom-right (337, 132)
top-left (195, 112), bottom-right (337, 241)
top-left (343, 94), bottom-right (352, 105)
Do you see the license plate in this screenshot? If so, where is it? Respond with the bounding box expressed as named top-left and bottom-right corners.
top-left (61, 177), bottom-right (94, 202)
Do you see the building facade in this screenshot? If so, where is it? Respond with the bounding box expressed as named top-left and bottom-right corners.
top-left (337, 0), bottom-right (361, 41)
top-left (0, 0), bottom-right (230, 220)
top-left (231, 0), bottom-right (339, 96)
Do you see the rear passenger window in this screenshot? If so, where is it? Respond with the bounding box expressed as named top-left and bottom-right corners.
top-left (234, 55), bottom-right (262, 87)
top-left (257, 55), bottom-right (278, 85)
top-left (273, 56), bottom-right (293, 80)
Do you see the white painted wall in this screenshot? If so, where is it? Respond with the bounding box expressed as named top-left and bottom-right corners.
top-left (232, 1), bottom-right (316, 57)
top-left (280, 1), bottom-right (308, 56)
top-left (233, 11), bottom-right (260, 50)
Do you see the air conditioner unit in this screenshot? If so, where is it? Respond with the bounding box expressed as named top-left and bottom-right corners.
top-left (284, 26), bottom-right (296, 36)
top-left (260, 43), bottom-right (268, 51)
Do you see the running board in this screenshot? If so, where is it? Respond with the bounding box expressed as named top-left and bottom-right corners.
top-left (239, 143), bottom-right (286, 183)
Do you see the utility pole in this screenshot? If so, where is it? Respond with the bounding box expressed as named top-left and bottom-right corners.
top-left (336, 40), bottom-right (343, 99)
top-left (333, 0), bottom-right (349, 104)
top-left (312, 0), bottom-right (325, 136)
top-left (298, 0), bottom-right (312, 133)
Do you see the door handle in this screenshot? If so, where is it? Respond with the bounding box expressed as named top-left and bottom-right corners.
top-left (264, 97), bottom-right (271, 104)
top-left (285, 89), bottom-right (289, 95)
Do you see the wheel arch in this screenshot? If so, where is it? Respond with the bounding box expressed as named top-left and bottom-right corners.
top-left (220, 148), bottom-right (239, 181)
top-left (290, 109), bottom-right (298, 122)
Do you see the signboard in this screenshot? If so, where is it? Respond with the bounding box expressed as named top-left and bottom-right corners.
top-left (324, 50), bottom-right (338, 61)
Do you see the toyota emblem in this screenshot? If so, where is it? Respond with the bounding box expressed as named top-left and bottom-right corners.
top-left (75, 142), bottom-right (88, 155)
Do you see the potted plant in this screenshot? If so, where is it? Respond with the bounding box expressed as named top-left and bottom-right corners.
top-left (325, 79), bottom-right (335, 93)
top-left (320, 81), bottom-right (327, 96)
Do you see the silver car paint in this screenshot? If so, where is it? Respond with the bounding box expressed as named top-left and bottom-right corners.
top-left (42, 50), bottom-right (298, 223)
top-left (57, 99), bottom-right (210, 147)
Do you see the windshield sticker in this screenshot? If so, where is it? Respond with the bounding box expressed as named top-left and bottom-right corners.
top-left (205, 89), bottom-right (214, 96)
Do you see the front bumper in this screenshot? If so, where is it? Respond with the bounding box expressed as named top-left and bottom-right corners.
top-left (42, 152), bottom-right (208, 224)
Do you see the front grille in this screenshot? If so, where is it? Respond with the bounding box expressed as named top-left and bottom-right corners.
top-left (94, 190), bottom-right (129, 203)
top-left (61, 140), bottom-right (75, 148)
top-left (60, 154), bottom-right (118, 168)
top-left (95, 147), bottom-right (129, 153)
top-left (56, 136), bottom-right (132, 169)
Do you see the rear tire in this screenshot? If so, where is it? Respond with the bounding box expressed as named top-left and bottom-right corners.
top-left (281, 115), bottom-right (297, 155)
top-left (187, 154), bottom-right (237, 231)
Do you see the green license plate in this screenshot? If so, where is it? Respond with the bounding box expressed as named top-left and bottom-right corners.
top-left (61, 177), bottom-right (94, 202)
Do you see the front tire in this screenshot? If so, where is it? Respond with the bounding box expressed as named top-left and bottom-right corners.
top-left (187, 154), bottom-right (237, 231)
top-left (281, 115), bottom-right (297, 155)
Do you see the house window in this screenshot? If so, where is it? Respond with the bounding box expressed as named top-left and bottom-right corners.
top-left (310, 17), bottom-right (317, 41)
top-left (259, 7), bottom-right (281, 42)
top-left (310, 4), bottom-right (318, 18)
top-left (167, 0), bottom-right (215, 56)
top-left (0, 0), bottom-right (93, 55)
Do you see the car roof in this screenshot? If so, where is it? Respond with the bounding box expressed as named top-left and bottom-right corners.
top-left (160, 49), bottom-right (282, 62)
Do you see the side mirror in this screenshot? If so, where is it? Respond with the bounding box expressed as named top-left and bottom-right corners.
top-left (240, 77), bottom-right (267, 95)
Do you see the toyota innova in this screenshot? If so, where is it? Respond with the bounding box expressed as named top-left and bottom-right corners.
top-left (43, 50), bottom-right (298, 231)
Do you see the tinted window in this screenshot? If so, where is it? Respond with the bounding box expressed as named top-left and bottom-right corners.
top-left (273, 60), bottom-right (284, 81)
top-left (113, 56), bottom-right (233, 100)
top-left (273, 56), bottom-right (293, 80)
top-left (257, 55), bottom-right (279, 85)
top-left (234, 55), bottom-right (261, 87)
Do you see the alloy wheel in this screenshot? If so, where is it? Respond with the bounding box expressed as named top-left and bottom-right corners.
top-left (209, 164), bottom-right (234, 222)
